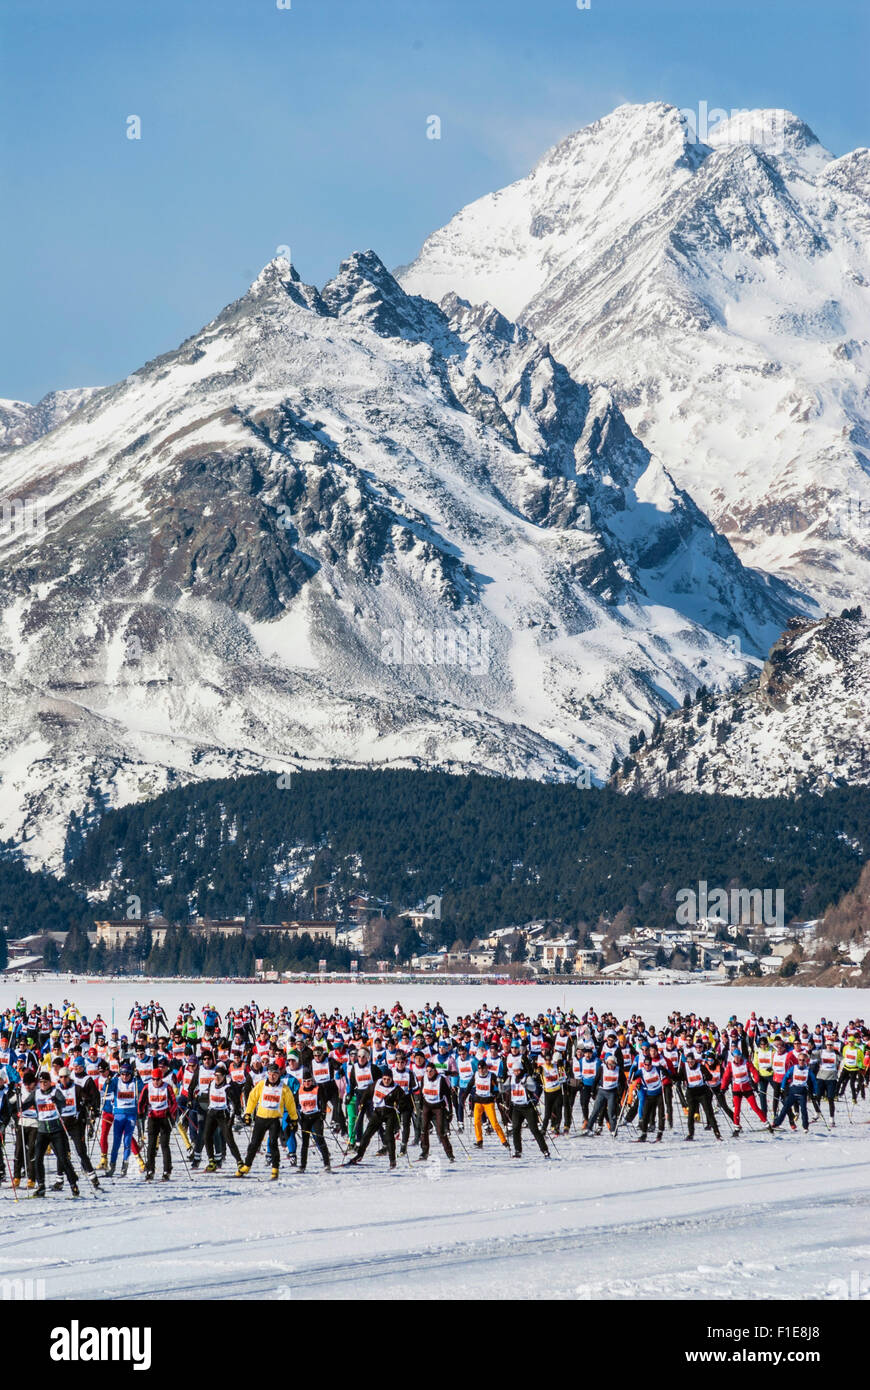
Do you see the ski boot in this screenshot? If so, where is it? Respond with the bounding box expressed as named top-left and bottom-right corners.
top-left (205, 1159), bottom-right (217, 1173)
top-left (138, 1155), bottom-right (146, 1172)
top-left (144, 1170), bottom-right (154, 1182)
top-left (235, 1164), bottom-right (249, 1177)
top-left (120, 1159), bottom-right (129, 1177)
top-left (91, 1174), bottom-right (101, 1188)
top-left (270, 1167), bottom-right (279, 1180)
top-left (29, 1187), bottom-right (46, 1199)
top-left (106, 1163), bottom-right (116, 1177)
top-left (70, 1183), bottom-right (80, 1198)
top-left (162, 1171), bottom-right (171, 1181)
top-left (97, 1154), bottom-right (108, 1172)
top-left (51, 1179), bottom-right (65, 1192)
top-left (27, 1178), bottom-right (36, 1189)
top-left (190, 1155), bottom-right (201, 1168)
top-left (287, 1153), bottom-right (297, 1167)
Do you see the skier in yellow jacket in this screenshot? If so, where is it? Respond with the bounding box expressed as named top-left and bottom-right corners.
top-left (238, 1062), bottom-right (298, 1179)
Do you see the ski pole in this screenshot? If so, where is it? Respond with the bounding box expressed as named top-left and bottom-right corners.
top-left (612, 1088), bottom-right (629, 1138)
top-left (169, 1116), bottom-right (195, 1180)
top-left (0, 1133), bottom-right (18, 1201)
top-left (15, 1113), bottom-right (35, 1186)
top-left (451, 1124), bottom-right (473, 1161)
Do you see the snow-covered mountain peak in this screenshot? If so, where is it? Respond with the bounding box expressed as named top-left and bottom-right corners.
top-left (0, 387), bottom-right (102, 452)
top-left (321, 249), bottom-right (443, 341)
top-left (0, 232), bottom-right (801, 866)
top-left (705, 108), bottom-right (831, 171)
top-left (541, 101), bottom-right (708, 170)
top-left (243, 255), bottom-right (326, 314)
top-left (400, 102), bottom-right (870, 609)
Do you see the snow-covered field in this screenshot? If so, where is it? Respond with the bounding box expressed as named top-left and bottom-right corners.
top-left (3, 980), bottom-right (869, 1301)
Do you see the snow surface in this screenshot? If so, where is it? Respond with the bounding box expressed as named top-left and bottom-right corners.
top-left (2, 980), bottom-right (868, 1301)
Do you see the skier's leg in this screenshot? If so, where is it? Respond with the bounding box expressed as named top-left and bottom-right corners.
top-left (527, 1106), bottom-right (548, 1155)
top-left (511, 1106), bottom-right (523, 1156)
top-left (473, 1103), bottom-right (484, 1144)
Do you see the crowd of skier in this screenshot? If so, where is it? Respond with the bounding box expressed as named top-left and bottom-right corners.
top-left (0, 995), bottom-right (866, 1196)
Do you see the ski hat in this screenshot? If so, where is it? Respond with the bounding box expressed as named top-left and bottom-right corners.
top-left (120, 1059), bottom-right (134, 1073)
top-left (151, 1067), bottom-right (162, 1079)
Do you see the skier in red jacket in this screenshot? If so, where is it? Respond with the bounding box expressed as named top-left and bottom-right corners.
top-left (720, 1051), bottom-right (769, 1135)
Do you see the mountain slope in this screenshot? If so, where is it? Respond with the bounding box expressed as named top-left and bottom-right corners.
top-left (0, 252), bottom-right (795, 867)
top-left (613, 610), bottom-right (870, 797)
top-left (0, 388), bottom-right (101, 451)
top-left (400, 102), bottom-right (870, 607)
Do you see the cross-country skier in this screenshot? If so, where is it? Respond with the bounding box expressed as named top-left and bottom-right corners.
top-left (192, 1062), bottom-right (244, 1172)
top-left (105, 1058), bottom-right (143, 1175)
top-left (31, 1070), bottom-right (80, 1198)
top-left (508, 1068), bottom-right (550, 1158)
top-left (52, 1063), bottom-right (101, 1189)
top-left (239, 1062), bottom-right (297, 1179)
top-left (719, 1049), bottom-right (767, 1135)
top-left (293, 1073), bottom-right (332, 1172)
top-left (417, 1061), bottom-right (455, 1163)
top-left (348, 1068), bottom-right (408, 1169)
top-left (138, 1065), bottom-right (177, 1180)
top-left (771, 1048), bottom-right (812, 1133)
top-left (471, 1058), bottom-right (509, 1150)
top-left (678, 1049), bottom-right (723, 1141)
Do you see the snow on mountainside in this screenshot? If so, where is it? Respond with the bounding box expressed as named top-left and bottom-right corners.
top-left (400, 102), bottom-right (870, 607)
top-left (613, 611), bottom-right (870, 797)
top-left (0, 388), bottom-right (101, 450)
top-left (0, 251), bottom-right (796, 868)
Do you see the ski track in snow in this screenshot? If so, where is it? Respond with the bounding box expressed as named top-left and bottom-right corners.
top-left (3, 1124), bottom-right (869, 1300)
top-left (3, 980), bottom-right (870, 1299)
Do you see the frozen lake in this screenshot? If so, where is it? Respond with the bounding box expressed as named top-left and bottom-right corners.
top-left (4, 976), bottom-right (867, 1302)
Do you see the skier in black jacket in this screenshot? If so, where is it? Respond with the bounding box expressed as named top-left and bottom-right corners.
top-left (348, 1070), bottom-right (410, 1169)
top-left (417, 1063), bottom-right (455, 1163)
top-left (31, 1071), bottom-right (80, 1198)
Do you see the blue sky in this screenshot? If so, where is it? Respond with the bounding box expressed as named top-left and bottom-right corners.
top-left (1, 0), bottom-right (866, 401)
